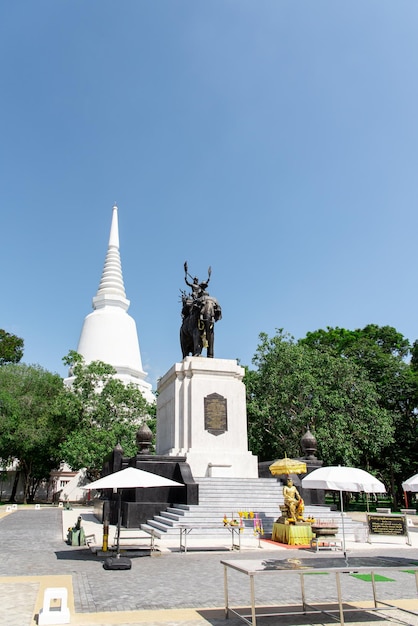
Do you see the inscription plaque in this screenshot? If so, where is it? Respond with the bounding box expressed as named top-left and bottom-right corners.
top-left (367, 514), bottom-right (407, 536)
top-left (204, 392), bottom-right (227, 436)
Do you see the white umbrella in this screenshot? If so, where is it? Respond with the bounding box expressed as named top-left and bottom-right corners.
top-left (301, 466), bottom-right (386, 493)
top-left (402, 473), bottom-right (418, 493)
top-left (84, 466), bottom-right (183, 491)
top-left (301, 466), bottom-right (386, 557)
top-left (83, 467), bottom-right (183, 558)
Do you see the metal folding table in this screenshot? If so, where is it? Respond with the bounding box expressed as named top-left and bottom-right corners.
top-left (221, 555), bottom-right (418, 626)
top-left (179, 524), bottom-right (242, 553)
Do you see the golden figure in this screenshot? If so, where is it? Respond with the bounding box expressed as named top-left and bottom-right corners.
top-left (283, 478), bottom-right (304, 522)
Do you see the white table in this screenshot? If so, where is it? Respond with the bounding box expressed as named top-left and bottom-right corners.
top-left (178, 524), bottom-right (242, 553)
top-left (221, 556), bottom-right (418, 626)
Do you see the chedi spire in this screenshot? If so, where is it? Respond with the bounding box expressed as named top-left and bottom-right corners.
top-left (65, 204), bottom-right (154, 403)
top-left (93, 205), bottom-right (128, 309)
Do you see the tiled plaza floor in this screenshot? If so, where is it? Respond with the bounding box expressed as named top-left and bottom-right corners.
top-left (1, 506), bottom-right (418, 626)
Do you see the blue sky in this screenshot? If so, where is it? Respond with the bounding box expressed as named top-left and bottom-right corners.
top-left (2, 2), bottom-right (418, 391)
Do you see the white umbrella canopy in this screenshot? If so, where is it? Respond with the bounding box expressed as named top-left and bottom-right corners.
top-left (402, 472), bottom-right (418, 493)
top-left (83, 467), bottom-right (184, 491)
top-left (301, 466), bottom-right (386, 494)
top-left (82, 467), bottom-right (183, 559)
top-left (301, 466), bottom-right (386, 559)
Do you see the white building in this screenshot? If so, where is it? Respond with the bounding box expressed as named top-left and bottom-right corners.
top-left (65, 204), bottom-right (154, 403)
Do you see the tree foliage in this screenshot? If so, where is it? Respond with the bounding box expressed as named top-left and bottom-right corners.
top-left (59, 351), bottom-right (155, 480)
top-left (246, 324), bottom-right (418, 505)
top-left (300, 324), bottom-right (410, 360)
top-left (300, 324), bottom-right (418, 503)
top-left (246, 330), bottom-right (394, 471)
top-left (0, 364), bottom-right (67, 502)
top-left (0, 329), bottom-right (24, 365)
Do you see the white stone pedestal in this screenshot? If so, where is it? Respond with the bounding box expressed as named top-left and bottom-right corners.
top-left (156, 357), bottom-right (258, 478)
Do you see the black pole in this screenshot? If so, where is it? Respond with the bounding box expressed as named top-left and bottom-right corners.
top-left (116, 490), bottom-right (122, 558)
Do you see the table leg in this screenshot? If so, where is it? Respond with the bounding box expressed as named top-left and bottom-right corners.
top-left (231, 527), bottom-right (241, 551)
top-left (335, 572), bottom-right (345, 626)
top-left (223, 564), bottom-right (229, 619)
top-left (250, 573), bottom-right (256, 626)
top-left (300, 573), bottom-right (306, 611)
top-left (179, 528), bottom-right (187, 553)
top-left (371, 571), bottom-right (378, 608)
top-left (310, 537), bottom-right (319, 552)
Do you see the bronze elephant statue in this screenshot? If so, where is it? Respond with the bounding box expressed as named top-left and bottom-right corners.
top-left (180, 295), bottom-right (222, 358)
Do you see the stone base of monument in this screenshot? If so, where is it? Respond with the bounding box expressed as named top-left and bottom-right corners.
top-left (96, 451), bottom-right (199, 528)
top-left (156, 357), bottom-right (258, 478)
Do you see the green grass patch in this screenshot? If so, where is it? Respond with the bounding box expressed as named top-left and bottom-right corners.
top-left (350, 574), bottom-right (394, 582)
top-left (401, 569), bottom-right (418, 574)
top-left (303, 572), bottom-right (330, 576)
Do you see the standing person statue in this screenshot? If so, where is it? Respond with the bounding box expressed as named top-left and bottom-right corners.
top-left (184, 261), bottom-right (211, 301)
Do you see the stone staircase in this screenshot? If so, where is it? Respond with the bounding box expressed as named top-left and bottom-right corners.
top-left (141, 477), bottom-right (364, 544)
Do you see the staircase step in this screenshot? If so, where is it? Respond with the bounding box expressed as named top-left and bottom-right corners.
top-left (145, 520), bottom-right (179, 534)
top-left (142, 477), bottom-right (364, 545)
top-left (141, 523), bottom-right (162, 540)
top-left (159, 510), bottom-right (185, 522)
top-left (167, 506), bottom-right (189, 515)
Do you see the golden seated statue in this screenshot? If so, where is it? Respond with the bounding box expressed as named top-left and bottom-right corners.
top-left (280, 479), bottom-right (305, 523)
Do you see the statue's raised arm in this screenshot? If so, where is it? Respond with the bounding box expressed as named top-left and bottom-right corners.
top-left (184, 261), bottom-right (211, 299)
top-left (198, 266), bottom-right (211, 297)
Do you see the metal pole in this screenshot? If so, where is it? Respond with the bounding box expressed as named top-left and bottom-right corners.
top-left (102, 519), bottom-right (109, 552)
top-left (300, 573), bottom-right (306, 611)
top-left (223, 564), bottom-right (229, 619)
top-left (116, 490), bottom-right (122, 557)
top-left (339, 489), bottom-right (347, 559)
top-left (335, 572), bottom-right (345, 625)
top-left (250, 574), bottom-right (256, 626)
top-left (371, 571), bottom-right (378, 608)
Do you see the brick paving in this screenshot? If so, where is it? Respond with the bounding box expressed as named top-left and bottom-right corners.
top-left (0, 507), bottom-right (418, 625)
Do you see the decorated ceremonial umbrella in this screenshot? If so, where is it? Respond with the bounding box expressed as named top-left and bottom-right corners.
top-left (269, 455), bottom-right (307, 476)
top-left (302, 465), bottom-right (386, 558)
top-left (83, 467), bottom-right (183, 558)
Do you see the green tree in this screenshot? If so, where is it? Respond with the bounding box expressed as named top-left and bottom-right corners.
top-left (301, 324), bottom-right (410, 360)
top-left (0, 364), bottom-right (67, 502)
top-left (245, 330), bottom-right (393, 471)
top-left (0, 329), bottom-right (24, 365)
top-left (300, 325), bottom-right (418, 503)
top-left (59, 351), bottom-right (155, 480)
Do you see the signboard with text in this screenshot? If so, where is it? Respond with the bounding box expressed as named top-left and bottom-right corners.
top-left (366, 513), bottom-right (410, 545)
top-left (204, 392), bottom-right (227, 436)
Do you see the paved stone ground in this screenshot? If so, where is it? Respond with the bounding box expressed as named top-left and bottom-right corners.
top-left (1, 507), bottom-right (418, 626)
